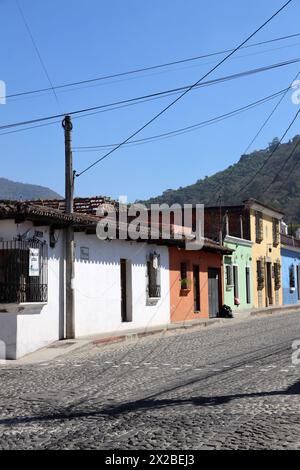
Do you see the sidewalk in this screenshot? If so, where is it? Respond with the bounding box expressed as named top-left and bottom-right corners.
top-left (2, 304), bottom-right (300, 366)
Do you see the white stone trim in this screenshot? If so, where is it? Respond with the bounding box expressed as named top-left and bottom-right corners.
top-left (224, 235), bottom-right (253, 247)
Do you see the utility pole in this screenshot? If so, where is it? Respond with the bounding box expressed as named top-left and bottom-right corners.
top-left (62, 115), bottom-right (75, 339)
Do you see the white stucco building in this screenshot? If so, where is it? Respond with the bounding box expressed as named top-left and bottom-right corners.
top-left (0, 201), bottom-right (170, 359)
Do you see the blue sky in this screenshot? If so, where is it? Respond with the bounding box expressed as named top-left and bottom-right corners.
top-left (0, 0), bottom-right (300, 201)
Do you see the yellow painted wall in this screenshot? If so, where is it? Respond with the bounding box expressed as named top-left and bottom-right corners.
top-left (250, 209), bottom-right (282, 308)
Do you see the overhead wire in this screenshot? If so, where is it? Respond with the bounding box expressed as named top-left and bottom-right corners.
top-left (15, 0), bottom-right (62, 112)
top-left (4, 30), bottom-right (300, 101)
top-left (75, 0), bottom-right (295, 178)
top-left (1, 56), bottom-right (299, 134)
top-left (72, 87), bottom-right (290, 151)
top-left (214, 69), bottom-right (300, 204)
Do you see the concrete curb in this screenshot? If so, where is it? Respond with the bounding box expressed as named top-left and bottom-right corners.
top-left (92, 318), bottom-right (222, 347)
top-left (250, 304), bottom-right (300, 316)
top-left (3, 305), bottom-right (300, 366)
top-left (92, 305), bottom-right (300, 348)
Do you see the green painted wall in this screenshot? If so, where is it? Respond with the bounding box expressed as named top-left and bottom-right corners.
top-left (223, 237), bottom-right (254, 311)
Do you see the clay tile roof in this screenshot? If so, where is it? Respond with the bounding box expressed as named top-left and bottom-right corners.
top-left (26, 196), bottom-right (119, 215)
top-left (0, 199), bottom-right (232, 252)
top-left (0, 200), bottom-right (99, 225)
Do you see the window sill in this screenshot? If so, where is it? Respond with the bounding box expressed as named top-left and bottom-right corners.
top-left (0, 302), bottom-right (47, 314)
top-left (180, 288), bottom-right (191, 296)
top-left (146, 297), bottom-right (160, 306)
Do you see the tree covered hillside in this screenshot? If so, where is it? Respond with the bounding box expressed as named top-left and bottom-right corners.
top-left (143, 136), bottom-right (300, 222)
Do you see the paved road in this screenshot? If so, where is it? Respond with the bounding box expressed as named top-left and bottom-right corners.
top-left (0, 312), bottom-right (300, 449)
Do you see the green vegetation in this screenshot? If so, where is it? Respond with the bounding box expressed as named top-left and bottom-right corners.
top-left (0, 177), bottom-right (61, 201)
top-left (142, 135), bottom-right (300, 222)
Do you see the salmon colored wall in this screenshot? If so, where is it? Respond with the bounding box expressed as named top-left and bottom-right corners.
top-left (169, 247), bottom-right (223, 322)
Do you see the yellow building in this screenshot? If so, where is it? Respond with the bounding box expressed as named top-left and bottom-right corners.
top-left (247, 200), bottom-right (284, 308)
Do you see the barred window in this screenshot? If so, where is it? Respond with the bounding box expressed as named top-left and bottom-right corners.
top-left (180, 261), bottom-right (190, 290)
top-left (255, 212), bottom-right (263, 243)
top-left (274, 261), bottom-right (281, 291)
top-left (0, 239), bottom-right (48, 304)
top-left (272, 219), bottom-right (280, 247)
top-left (226, 264), bottom-right (233, 287)
top-left (256, 259), bottom-right (265, 290)
top-left (289, 264), bottom-right (295, 289)
top-left (147, 252), bottom-right (161, 298)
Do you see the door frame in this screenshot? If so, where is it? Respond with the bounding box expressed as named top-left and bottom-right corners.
top-left (120, 258), bottom-right (132, 322)
top-left (297, 264), bottom-right (300, 301)
top-left (265, 261), bottom-right (273, 306)
top-left (245, 265), bottom-right (251, 305)
top-left (208, 267), bottom-right (222, 318)
top-left (193, 264), bottom-right (200, 313)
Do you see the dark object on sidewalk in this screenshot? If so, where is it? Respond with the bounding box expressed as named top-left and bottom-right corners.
top-left (218, 304), bottom-right (233, 318)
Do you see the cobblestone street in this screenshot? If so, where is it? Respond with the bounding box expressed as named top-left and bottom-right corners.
top-left (0, 312), bottom-right (300, 450)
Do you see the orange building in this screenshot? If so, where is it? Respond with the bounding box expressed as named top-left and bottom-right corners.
top-left (169, 240), bottom-right (232, 322)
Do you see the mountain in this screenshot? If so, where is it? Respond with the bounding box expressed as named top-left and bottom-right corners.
top-left (142, 135), bottom-right (300, 223)
top-left (0, 178), bottom-right (61, 201)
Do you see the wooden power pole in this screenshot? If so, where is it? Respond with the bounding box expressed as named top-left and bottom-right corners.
top-left (62, 115), bottom-right (75, 339)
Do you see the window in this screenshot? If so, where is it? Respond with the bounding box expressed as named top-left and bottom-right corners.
top-left (255, 211), bottom-right (263, 243)
top-left (256, 259), bottom-right (265, 290)
top-left (147, 252), bottom-right (161, 298)
top-left (274, 261), bottom-right (281, 291)
top-left (180, 261), bottom-right (191, 290)
top-left (297, 265), bottom-right (300, 300)
top-left (225, 264), bottom-right (233, 287)
top-left (289, 264), bottom-right (295, 289)
top-left (233, 265), bottom-right (239, 299)
top-left (0, 239), bottom-right (48, 304)
top-left (180, 261), bottom-right (187, 288)
top-left (272, 219), bottom-right (280, 247)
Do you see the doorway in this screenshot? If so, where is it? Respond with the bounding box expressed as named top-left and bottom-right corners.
top-left (266, 262), bottom-right (273, 306)
top-left (297, 265), bottom-right (300, 301)
top-left (208, 268), bottom-right (221, 318)
top-left (193, 265), bottom-right (200, 312)
top-left (120, 259), bottom-right (132, 322)
top-left (245, 267), bottom-right (251, 304)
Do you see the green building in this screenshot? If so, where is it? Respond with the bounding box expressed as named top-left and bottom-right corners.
top-left (223, 235), bottom-right (254, 312)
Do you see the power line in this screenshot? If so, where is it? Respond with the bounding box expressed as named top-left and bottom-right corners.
top-left (15, 0), bottom-right (62, 111)
top-left (232, 105), bottom-right (300, 198)
top-left (242, 70), bottom-right (300, 155)
top-left (1, 56), bottom-right (299, 134)
top-left (214, 70), bottom-right (300, 204)
top-left (73, 88), bottom-right (289, 151)
top-left (263, 133), bottom-right (300, 193)
top-left (75, 0), bottom-right (295, 178)
top-left (0, 87), bottom-right (287, 141)
top-left (5, 39), bottom-right (300, 107)
top-left (4, 31), bottom-right (300, 101)
top-left (275, 140), bottom-right (300, 192)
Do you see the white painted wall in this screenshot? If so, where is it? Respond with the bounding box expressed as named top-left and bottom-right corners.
top-left (0, 219), bottom-right (171, 358)
top-left (74, 234), bottom-right (170, 337)
top-left (0, 219), bottom-right (64, 359)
